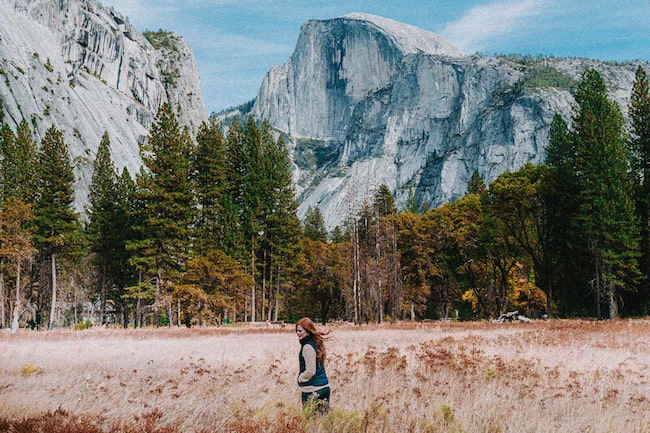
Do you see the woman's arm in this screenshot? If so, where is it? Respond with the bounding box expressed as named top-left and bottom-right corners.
top-left (298, 344), bottom-right (317, 383)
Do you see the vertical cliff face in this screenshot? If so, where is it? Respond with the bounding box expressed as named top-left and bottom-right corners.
top-left (250, 13), bottom-right (646, 230)
top-left (254, 13), bottom-right (461, 141)
top-left (0, 0), bottom-right (206, 210)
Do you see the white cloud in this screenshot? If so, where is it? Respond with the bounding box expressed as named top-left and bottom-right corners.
top-left (441, 0), bottom-right (548, 54)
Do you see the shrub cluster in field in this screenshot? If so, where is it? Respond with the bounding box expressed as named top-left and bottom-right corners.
top-left (0, 408), bottom-right (180, 433)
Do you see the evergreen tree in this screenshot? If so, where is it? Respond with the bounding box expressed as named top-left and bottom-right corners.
top-left (405, 187), bottom-right (419, 213)
top-left (1, 121), bottom-right (38, 204)
top-left (467, 170), bottom-right (487, 195)
top-left (330, 226), bottom-right (347, 244)
top-left (130, 103), bottom-right (196, 325)
top-left (124, 167), bottom-right (157, 327)
top-left (258, 127), bottom-right (302, 321)
top-left (114, 167), bottom-right (138, 325)
top-left (238, 117), bottom-right (264, 321)
top-left (545, 114), bottom-right (589, 315)
top-left (223, 119), bottom-right (246, 259)
top-left (374, 184), bottom-right (397, 217)
top-left (0, 124), bottom-right (16, 205)
top-left (628, 66), bottom-right (650, 315)
top-left (572, 69), bottom-right (640, 318)
top-left (303, 206), bottom-right (328, 242)
top-left (34, 125), bottom-right (79, 330)
top-left (86, 131), bottom-right (127, 324)
top-left (193, 116), bottom-right (231, 255)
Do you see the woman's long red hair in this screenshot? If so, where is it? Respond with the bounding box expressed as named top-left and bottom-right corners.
top-left (296, 317), bottom-right (331, 363)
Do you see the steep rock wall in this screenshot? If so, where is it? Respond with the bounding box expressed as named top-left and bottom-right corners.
top-left (0, 0), bottom-right (206, 211)
top-left (250, 13), bottom-right (647, 230)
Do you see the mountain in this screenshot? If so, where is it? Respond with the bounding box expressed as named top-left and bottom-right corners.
top-left (0, 0), bottom-right (206, 210)
top-left (244, 13), bottom-right (648, 230)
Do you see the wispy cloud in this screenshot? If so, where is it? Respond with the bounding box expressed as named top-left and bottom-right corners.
top-left (441, 0), bottom-right (548, 54)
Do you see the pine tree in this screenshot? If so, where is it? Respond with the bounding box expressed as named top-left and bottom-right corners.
top-left (13, 121), bottom-right (39, 202)
top-left (374, 184), bottom-right (397, 217)
top-left (124, 167), bottom-right (156, 327)
top-left (405, 187), bottom-right (419, 213)
top-left (303, 206), bottom-right (328, 242)
top-left (572, 69), bottom-right (640, 318)
top-left (545, 113), bottom-right (589, 314)
top-left (193, 116), bottom-right (230, 255)
top-left (263, 132), bottom-right (302, 320)
top-left (467, 170), bottom-right (487, 195)
top-left (628, 66), bottom-right (650, 315)
top-left (223, 119), bottom-right (246, 259)
top-left (131, 103), bottom-right (196, 325)
top-left (34, 125), bottom-right (79, 330)
top-left (114, 167), bottom-right (138, 325)
top-left (86, 131), bottom-right (125, 324)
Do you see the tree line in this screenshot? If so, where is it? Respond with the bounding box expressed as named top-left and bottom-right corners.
top-left (0, 67), bottom-right (648, 330)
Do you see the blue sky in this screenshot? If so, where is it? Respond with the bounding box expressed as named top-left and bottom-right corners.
top-left (100, 0), bottom-right (650, 115)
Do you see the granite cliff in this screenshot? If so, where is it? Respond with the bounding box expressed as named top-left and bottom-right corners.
top-left (247, 13), bottom-right (647, 230)
top-left (0, 0), bottom-right (206, 210)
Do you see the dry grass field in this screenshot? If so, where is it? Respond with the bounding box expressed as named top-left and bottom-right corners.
top-left (1, 319), bottom-right (649, 433)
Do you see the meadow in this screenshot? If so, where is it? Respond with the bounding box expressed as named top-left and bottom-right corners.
top-left (0, 319), bottom-right (648, 433)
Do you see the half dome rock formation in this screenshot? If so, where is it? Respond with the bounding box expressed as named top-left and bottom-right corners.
top-left (248, 13), bottom-right (646, 230)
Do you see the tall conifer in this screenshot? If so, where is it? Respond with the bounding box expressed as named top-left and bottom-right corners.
top-left (193, 116), bottom-right (230, 254)
top-left (572, 69), bottom-right (639, 318)
top-left (628, 66), bottom-right (650, 314)
top-left (87, 132), bottom-right (124, 324)
top-left (0, 121), bottom-right (38, 204)
top-left (34, 125), bottom-right (79, 330)
top-left (132, 104), bottom-right (196, 324)
top-left (303, 206), bottom-right (328, 242)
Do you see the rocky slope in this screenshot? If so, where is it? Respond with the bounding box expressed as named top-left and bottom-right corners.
top-left (247, 13), bottom-right (648, 230)
top-left (0, 0), bottom-right (206, 210)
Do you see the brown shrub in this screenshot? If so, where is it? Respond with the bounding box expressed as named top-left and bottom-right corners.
top-left (1, 408), bottom-right (104, 433)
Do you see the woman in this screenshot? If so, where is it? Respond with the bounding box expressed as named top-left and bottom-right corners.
top-left (296, 317), bottom-right (331, 413)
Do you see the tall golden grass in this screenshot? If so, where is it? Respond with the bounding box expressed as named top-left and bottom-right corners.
top-left (1, 320), bottom-right (648, 432)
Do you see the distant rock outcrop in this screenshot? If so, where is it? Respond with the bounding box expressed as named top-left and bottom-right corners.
top-left (0, 0), bottom-right (206, 210)
top-left (247, 13), bottom-right (648, 230)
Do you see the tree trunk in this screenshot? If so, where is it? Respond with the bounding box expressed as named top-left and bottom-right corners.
top-left (10, 261), bottom-right (21, 332)
top-left (155, 269), bottom-right (162, 327)
top-left (261, 249), bottom-right (267, 321)
top-left (274, 277), bottom-right (279, 321)
top-left (266, 263), bottom-right (274, 321)
top-left (136, 270), bottom-right (142, 328)
top-left (608, 288), bottom-right (619, 320)
top-left (0, 272), bottom-right (5, 329)
top-left (250, 247), bottom-right (256, 322)
top-left (375, 219), bottom-right (383, 323)
top-left (352, 221), bottom-right (361, 325)
top-left (392, 217), bottom-right (399, 323)
top-left (48, 253), bottom-right (57, 331)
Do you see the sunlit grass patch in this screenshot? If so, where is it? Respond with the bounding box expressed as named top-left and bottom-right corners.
top-left (20, 362), bottom-right (44, 376)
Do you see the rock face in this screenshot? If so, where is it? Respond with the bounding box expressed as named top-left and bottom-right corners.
top-left (0, 0), bottom-right (206, 210)
top-left (250, 13), bottom-right (648, 230)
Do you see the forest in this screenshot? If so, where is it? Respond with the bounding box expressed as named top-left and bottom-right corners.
top-left (0, 67), bottom-right (648, 330)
